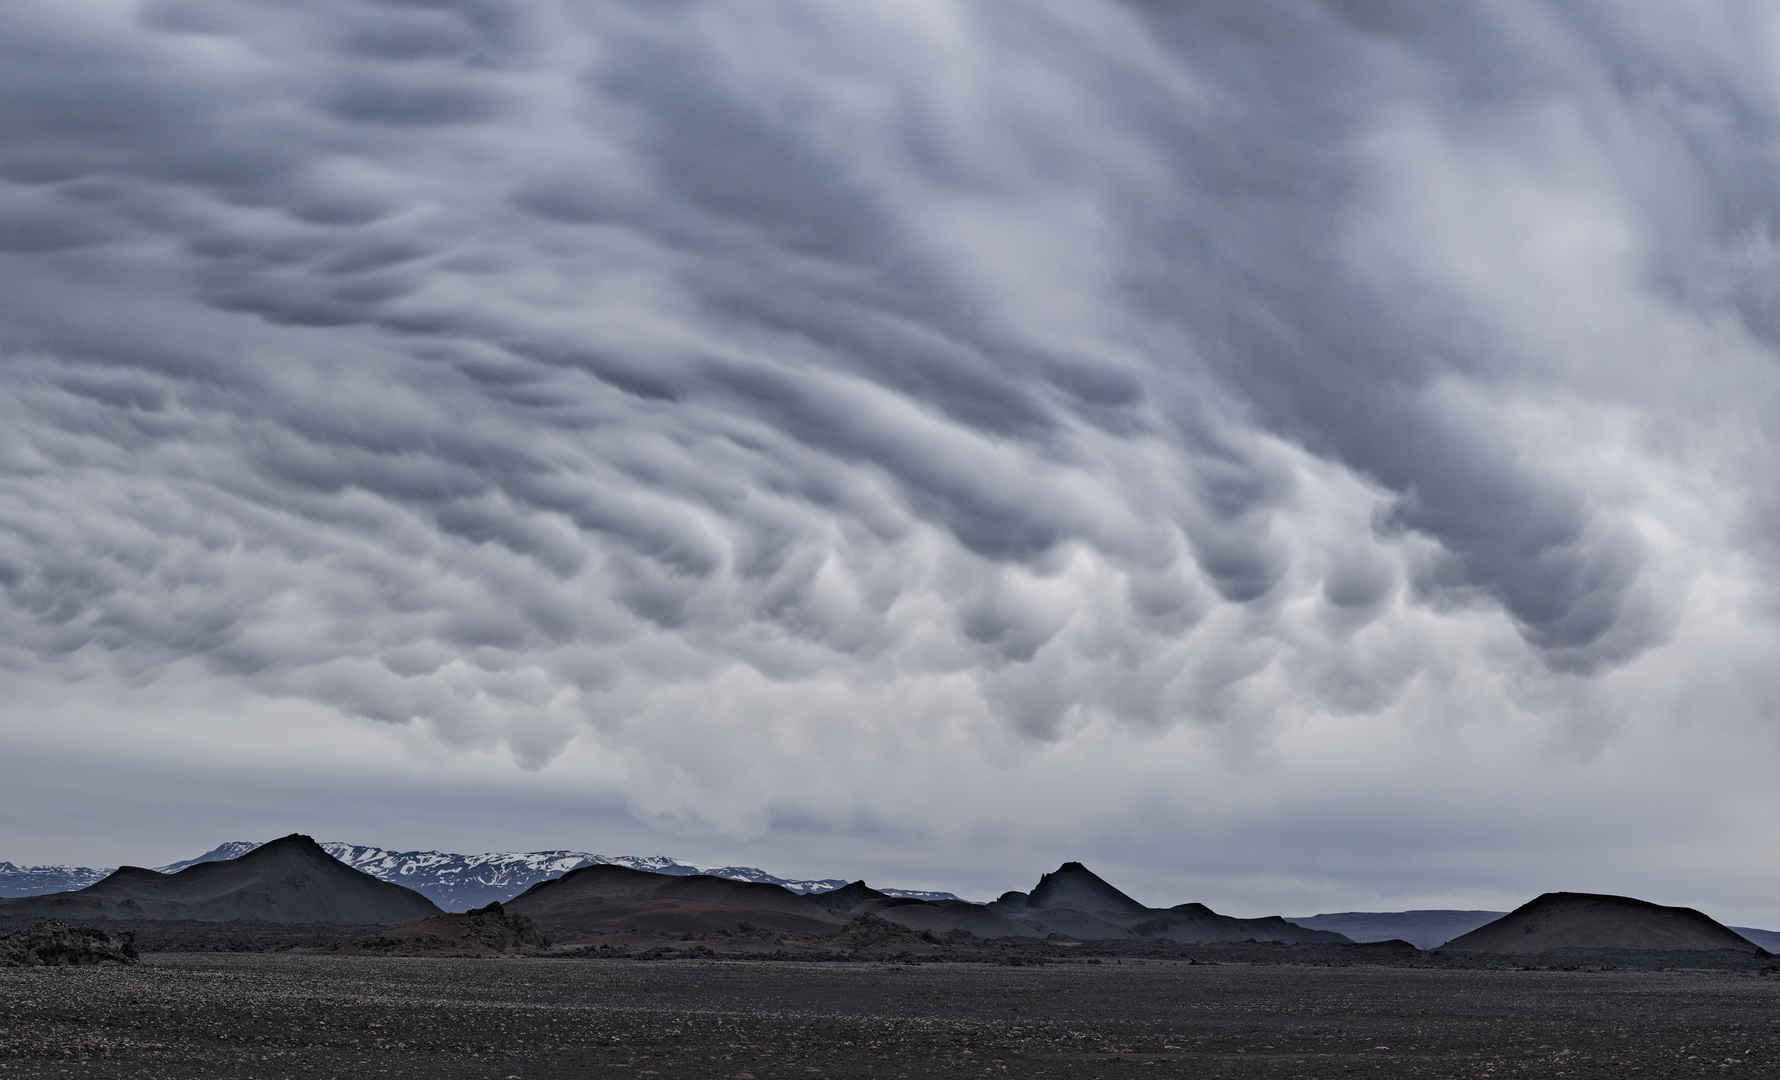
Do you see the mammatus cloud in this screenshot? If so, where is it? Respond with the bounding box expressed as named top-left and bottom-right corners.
top-left (3, 1), bottom-right (1780, 919)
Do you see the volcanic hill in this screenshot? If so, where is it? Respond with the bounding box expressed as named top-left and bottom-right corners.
top-left (1441, 892), bottom-right (1766, 955)
top-left (0, 834), bottom-right (439, 925)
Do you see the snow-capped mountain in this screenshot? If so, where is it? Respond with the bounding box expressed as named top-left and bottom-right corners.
top-left (0, 839), bottom-right (961, 907)
top-left (303, 843), bottom-right (963, 909)
top-left (0, 861), bottom-right (110, 898)
top-left (316, 844), bottom-right (696, 909)
top-left (0, 840), bottom-right (965, 909)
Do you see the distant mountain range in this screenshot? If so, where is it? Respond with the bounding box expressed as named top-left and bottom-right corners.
top-left (0, 862), bottom-right (110, 897)
top-left (9, 844), bottom-right (1778, 951)
top-left (1, 840), bottom-right (1352, 947)
top-left (500, 857), bottom-right (1348, 946)
top-left (1, 841), bottom-right (962, 911)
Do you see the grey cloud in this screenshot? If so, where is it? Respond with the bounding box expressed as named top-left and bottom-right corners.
top-left (3, 0), bottom-right (1780, 920)
top-left (319, 75), bottom-right (509, 127)
top-left (1322, 552), bottom-right (1395, 612)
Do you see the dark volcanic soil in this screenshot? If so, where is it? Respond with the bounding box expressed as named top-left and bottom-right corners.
top-left (3, 954), bottom-right (1779, 1078)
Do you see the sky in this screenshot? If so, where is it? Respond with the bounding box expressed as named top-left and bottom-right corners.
top-left (3, 1), bottom-right (1779, 924)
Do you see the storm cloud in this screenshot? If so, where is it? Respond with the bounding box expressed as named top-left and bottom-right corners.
top-left (4, 1), bottom-right (1780, 921)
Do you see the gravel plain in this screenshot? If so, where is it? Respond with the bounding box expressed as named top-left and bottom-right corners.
top-left (2, 953), bottom-right (1779, 1078)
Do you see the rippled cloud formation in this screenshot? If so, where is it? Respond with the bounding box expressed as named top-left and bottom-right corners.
top-left (4, 2), bottom-right (1779, 919)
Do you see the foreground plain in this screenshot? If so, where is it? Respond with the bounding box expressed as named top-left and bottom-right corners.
top-left (3, 954), bottom-right (1779, 1078)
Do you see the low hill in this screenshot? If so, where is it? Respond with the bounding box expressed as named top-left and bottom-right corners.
top-left (0, 835), bottom-right (439, 925)
top-left (505, 864), bottom-right (841, 939)
top-left (1287, 910), bottom-right (1506, 950)
top-left (1441, 893), bottom-right (1765, 955)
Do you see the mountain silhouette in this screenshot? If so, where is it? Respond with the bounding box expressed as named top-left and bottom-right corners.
top-left (0, 834), bottom-right (439, 925)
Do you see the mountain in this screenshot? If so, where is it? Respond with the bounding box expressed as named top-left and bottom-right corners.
top-left (0, 835), bottom-right (440, 924)
top-left (0, 862), bottom-right (109, 899)
top-left (1286, 910), bottom-right (1506, 950)
top-left (804, 863), bottom-right (1353, 945)
top-left (506, 864), bottom-right (841, 939)
top-left (1025, 861), bottom-right (1148, 916)
top-left (0, 841), bottom-right (965, 909)
top-left (984, 863), bottom-right (1347, 945)
top-left (86, 839), bottom-right (961, 907)
top-left (1441, 892), bottom-right (1766, 955)
top-left (817, 881), bottom-right (1036, 939)
top-left (319, 844), bottom-right (671, 910)
top-left (494, 859), bottom-right (1351, 946)
top-left (309, 844), bottom-right (961, 908)
top-left (1733, 926), bottom-right (1780, 952)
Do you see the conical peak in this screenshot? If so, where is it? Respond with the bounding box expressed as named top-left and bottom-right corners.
top-left (1028, 861), bottom-right (1145, 914)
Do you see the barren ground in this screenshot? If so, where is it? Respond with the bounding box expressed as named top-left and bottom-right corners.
top-left (3, 953), bottom-right (1778, 1078)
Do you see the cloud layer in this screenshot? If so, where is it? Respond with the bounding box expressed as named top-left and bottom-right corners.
top-left (4, 1), bottom-right (1780, 920)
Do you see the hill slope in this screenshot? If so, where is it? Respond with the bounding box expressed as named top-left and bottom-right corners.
top-left (0, 835), bottom-right (440, 925)
top-left (1442, 893), bottom-right (1765, 954)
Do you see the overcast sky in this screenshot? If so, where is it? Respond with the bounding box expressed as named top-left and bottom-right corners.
top-left (3, 1), bottom-right (1779, 924)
